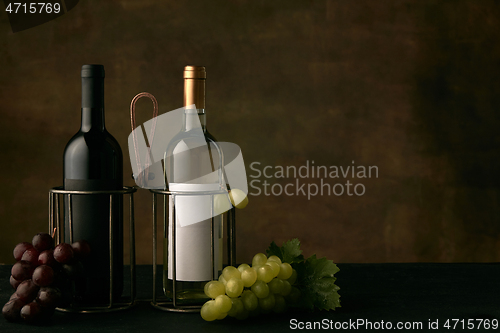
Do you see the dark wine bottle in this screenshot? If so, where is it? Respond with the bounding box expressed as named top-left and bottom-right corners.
top-left (63, 64), bottom-right (123, 304)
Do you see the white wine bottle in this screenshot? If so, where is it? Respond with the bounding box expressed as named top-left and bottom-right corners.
top-left (163, 66), bottom-right (224, 304)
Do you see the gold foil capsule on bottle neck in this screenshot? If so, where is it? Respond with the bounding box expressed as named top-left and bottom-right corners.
top-left (184, 66), bottom-right (206, 108)
top-left (184, 66), bottom-right (206, 79)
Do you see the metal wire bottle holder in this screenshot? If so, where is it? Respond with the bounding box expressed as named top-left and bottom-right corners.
top-left (150, 134), bottom-right (236, 312)
top-left (48, 186), bottom-right (137, 313)
top-left (129, 92), bottom-right (236, 312)
top-left (150, 188), bottom-right (236, 312)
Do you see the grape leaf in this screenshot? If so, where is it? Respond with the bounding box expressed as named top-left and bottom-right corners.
top-left (298, 254), bottom-right (340, 311)
top-left (266, 241), bottom-right (282, 259)
top-left (267, 238), bottom-right (340, 311)
top-left (266, 238), bottom-right (304, 264)
top-left (281, 238), bottom-right (304, 264)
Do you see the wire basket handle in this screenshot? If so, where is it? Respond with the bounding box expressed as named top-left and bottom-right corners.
top-left (130, 92), bottom-right (159, 184)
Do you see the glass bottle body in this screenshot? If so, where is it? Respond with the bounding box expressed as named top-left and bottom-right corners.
top-left (162, 109), bottom-right (224, 304)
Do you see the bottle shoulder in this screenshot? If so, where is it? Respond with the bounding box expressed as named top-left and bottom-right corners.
top-left (166, 130), bottom-right (218, 155)
top-left (63, 129), bottom-right (123, 182)
top-left (63, 131), bottom-right (86, 156)
top-left (103, 130), bottom-right (123, 157)
top-left (64, 130), bottom-right (123, 160)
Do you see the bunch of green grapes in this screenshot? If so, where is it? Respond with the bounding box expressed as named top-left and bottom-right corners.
top-left (200, 253), bottom-right (300, 321)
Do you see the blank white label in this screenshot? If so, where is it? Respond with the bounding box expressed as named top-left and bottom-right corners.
top-left (167, 183), bottom-right (220, 281)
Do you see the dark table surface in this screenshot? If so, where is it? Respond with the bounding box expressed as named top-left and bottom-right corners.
top-left (1, 263), bottom-right (499, 332)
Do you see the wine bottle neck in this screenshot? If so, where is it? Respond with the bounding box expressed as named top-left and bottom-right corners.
top-left (81, 76), bottom-right (104, 108)
top-left (81, 71), bottom-right (105, 132)
top-left (183, 66), bottom-right (207, 133)
top-left (183, 108), bottom-right (206, 133)
top-left (81, 108), bottom-right (105, 132)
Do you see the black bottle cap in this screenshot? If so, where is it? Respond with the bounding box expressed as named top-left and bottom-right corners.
top-left (81, 65), bottom-right (104, 108)
top-left (81, 64), bottom-right (105, 78)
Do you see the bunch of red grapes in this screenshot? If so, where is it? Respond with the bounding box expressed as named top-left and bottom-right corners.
top-left (2, 232), bottom-right (90, 324)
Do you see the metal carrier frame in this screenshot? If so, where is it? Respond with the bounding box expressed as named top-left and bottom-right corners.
top-left (150, 188), bottom-right (236, 312)
top-left (150, 136), bottom-right (236, 312)
top-left (128, 92), bottom-right (236, 312)
top-left (48, 186), bottom-right (137, 313)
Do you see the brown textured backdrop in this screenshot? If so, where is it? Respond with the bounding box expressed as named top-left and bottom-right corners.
top-left (0, 0), bottom-right (499, 265)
